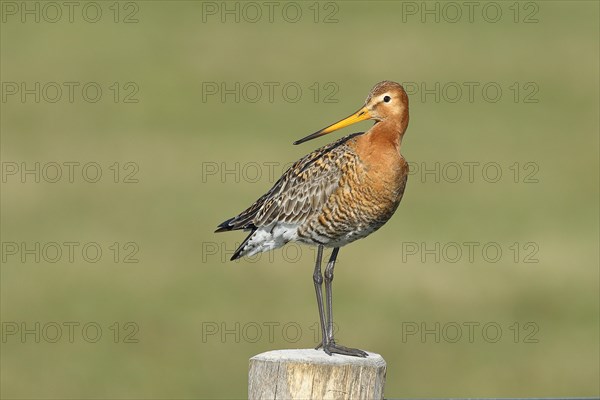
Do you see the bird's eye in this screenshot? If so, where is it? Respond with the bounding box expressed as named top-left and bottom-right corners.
top-left (383, 95), bottom-right (391, 103)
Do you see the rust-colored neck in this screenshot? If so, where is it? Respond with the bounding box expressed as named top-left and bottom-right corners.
top-left (367, 112), bottom-right (409, 150)
top-left (351, 113), bottom-right (409, 174)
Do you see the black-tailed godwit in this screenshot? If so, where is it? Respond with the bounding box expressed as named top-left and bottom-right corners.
top-left (216, 81), bottom-right (410, 357)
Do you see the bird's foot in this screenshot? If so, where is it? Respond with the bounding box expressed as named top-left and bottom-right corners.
top-left (321, 341), bottom-right (368, 357)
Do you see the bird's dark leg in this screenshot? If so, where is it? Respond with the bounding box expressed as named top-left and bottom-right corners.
top-left (324, 247), bottom-right (339, 342)
top-left (322, 248), bottom-right (368, 358)
top-left (312, 245), bottom-right (327, 352)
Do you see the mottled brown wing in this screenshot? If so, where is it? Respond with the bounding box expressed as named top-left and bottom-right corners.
top-left (255, 147), bottom-right (347, 226)
top-left (215, 133), bottom-right (362, 232)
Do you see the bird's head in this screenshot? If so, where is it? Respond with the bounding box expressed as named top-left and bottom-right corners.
top-left (294, 81), bottom-right (409, 145)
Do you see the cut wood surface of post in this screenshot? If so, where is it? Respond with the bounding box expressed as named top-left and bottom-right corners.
top-left (248, 349), bottom-right (386, 400)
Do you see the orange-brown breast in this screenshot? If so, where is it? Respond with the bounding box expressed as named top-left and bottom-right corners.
top-left (298, 129), bottom-right (408, 247)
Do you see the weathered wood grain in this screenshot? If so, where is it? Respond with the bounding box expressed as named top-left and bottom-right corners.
top-left (249, 349), bottom-right (386, 399)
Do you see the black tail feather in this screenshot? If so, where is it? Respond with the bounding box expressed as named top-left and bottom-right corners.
top-left (215, 215), bottom-right (257, 233)
top-left (215, 217), bottom-right (256, 261)
top-left (230, 230), bottom-right (255, 261)
top-left (215, 217), bottom-right (235, 233)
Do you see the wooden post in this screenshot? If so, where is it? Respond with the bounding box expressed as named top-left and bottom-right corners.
top-left (248, 349), bottom-right (386, 400)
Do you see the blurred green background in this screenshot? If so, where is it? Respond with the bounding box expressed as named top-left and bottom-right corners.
top-left (1, 1), bottom-right (598, 398)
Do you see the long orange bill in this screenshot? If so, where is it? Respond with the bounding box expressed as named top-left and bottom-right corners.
top-left (293, 106), bottom-right (373, 145)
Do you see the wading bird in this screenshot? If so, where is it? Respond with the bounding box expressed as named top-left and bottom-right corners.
top-left (215, 81), bottom-right (410, 357)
